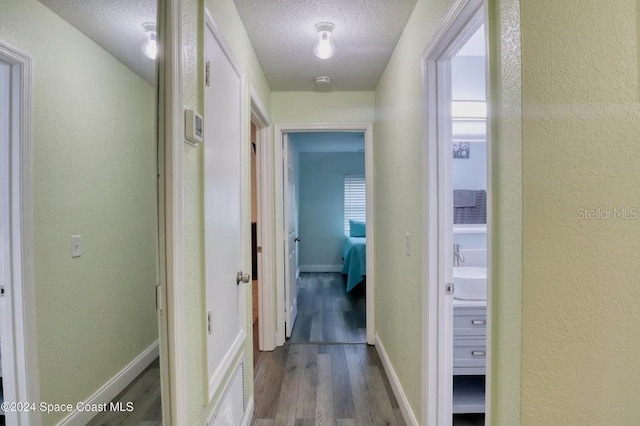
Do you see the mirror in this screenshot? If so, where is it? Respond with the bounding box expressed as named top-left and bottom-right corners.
top-left (0, 0), bottom-right (162, 424)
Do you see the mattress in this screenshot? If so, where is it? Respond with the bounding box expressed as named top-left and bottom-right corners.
top-left (342, 237), bottom-right (366, 291)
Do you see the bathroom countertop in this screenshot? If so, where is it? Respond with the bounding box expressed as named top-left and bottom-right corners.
top-left (453, 299), bottom-right (487, 307)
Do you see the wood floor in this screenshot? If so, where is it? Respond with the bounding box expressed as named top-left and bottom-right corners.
top-left (454, 413), bottom-right (485, 425)
top-left (289, 272), bottom-right (366, 344)
top-left (252, 343), bottom-right (405, 425)
top-left (86, 358), bottom-right (162, 426)
top-left (65, 271), bottom-right (483, 426)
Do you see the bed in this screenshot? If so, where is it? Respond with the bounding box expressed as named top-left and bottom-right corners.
top-left (342, 237), bottom-right (366, 291)
top-left (342, 220), bottom-right (367, 291)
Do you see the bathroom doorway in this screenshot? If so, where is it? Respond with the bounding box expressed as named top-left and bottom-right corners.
top-left (422, 0), bottom-right (491, 425)
top-left (0, 40), bottom-right (39, 426)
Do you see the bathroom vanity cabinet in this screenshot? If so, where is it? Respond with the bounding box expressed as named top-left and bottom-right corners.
top-left (453, 305), bottom-right (486, 414)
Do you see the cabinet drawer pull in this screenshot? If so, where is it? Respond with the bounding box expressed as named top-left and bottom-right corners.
top-left (471, 319), bottom-right (486, 325)
top-left (471, 351), bottom-right (486, 357)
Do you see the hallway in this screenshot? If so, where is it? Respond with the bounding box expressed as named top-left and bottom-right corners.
top-left (252, 343), bottom-right (404, 425)
top-left (289, 273), bottom-right (366, 344)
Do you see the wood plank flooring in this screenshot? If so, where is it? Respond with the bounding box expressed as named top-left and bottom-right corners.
top-left (453, 414), bottom-right (485, 425)
top-left (252, 344), bottom-right (405, 425)
top-left (86, 358), bottom-right (162, 426)
top-left (289, 273), bottom-right (366, 344)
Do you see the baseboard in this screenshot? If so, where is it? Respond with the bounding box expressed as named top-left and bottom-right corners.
top-left (241, 397), bottom-right (254, 426)
top-left (58, 341), bottom-right (159, 426)
top-left (374, 334), bottom-right (419, 426)
top-left (299, 264), bottom-right (342, 273)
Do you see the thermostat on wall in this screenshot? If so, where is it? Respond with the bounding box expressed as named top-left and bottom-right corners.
top-left (185, 108), bottom-right (203, 146)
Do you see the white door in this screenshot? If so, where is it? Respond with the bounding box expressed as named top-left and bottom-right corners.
top-left (283, 134), bottom-right (298, 337)
top-left (204, 18), bottom-right (248, 399)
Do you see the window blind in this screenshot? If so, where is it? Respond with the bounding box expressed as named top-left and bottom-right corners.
top-left (344, 175), bottom-right (366, 235)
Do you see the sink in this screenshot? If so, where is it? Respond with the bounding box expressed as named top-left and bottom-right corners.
top-left (453, 267), bottom-right (487, 300)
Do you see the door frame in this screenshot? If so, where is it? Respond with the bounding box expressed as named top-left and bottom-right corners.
top-left (0, 40), bottom-right (41, 426)
top-left (271, 122), bottom-right (375, 346)
top-left (421, 0), bottom-right (492, 425)
top-left (157, 0), bottom-right (186, 422)
top-left (249, 87), bottom-right (274, 351)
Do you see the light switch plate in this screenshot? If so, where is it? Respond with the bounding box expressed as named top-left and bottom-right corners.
top-left (405, 233), bottom-right (411, 256)
top-left (71, 235), bottom-right (83, 258)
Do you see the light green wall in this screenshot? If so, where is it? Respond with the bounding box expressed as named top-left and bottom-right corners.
top-left (181, 0), bottom-right (206, 423)
top-left (519, 1), bottom-right (640, 424)
top-left (271, 91), bottom-right (375, 123)
top-left (488, 0), bottom-right (522, 423)
top-left (0, 1), bottom-right (158, 424)
top-left (180, 0), bottom-right (271, 423)
top-left (374, 0), bottom-right (455, 419)
top-left (374, 0), bottom-right (523, 422)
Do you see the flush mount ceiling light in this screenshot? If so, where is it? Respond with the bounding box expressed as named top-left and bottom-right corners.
top-left (313, 23), bottom-right (336, 59)
top-left (141, 22), bottom-right (157, 60)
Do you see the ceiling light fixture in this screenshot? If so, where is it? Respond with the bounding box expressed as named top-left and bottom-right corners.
top-left (313, 23), bottom-right (336, 59)
top-left (141, 22), bottom-right (157, 60)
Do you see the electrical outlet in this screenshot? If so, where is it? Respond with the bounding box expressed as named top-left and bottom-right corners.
top-left (71, 235), bottom-right (83, 258)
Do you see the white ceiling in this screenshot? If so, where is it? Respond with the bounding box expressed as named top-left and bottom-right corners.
top-left (38, 0), bottom-right (157, 85)
top-left (233, 0), bottom-right (419, 91)
top-left (290, 132), bottom-right (364, 152)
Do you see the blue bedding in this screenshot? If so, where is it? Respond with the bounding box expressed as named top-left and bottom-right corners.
top-left (342, 237), bottom-right (366, 291)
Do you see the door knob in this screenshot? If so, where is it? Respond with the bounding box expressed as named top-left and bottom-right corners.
top-left (236, 271), bottom-right (250, 285)
top-left (295, 237), bottom-right (301, 242)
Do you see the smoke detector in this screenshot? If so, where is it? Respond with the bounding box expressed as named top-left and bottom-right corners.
top-left (314, 76), bottom-right (332, 92)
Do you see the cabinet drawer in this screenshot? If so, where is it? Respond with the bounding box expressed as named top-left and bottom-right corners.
top-left (453, 339), bottom-right (486, 370)
top-left (453, 308), bottom-right (486, 337)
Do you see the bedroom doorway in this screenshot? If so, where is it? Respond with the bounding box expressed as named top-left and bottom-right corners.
top-left (272, 123), bottom-right (375, 347)
top-left (285, 131), bottom-right (367, 344)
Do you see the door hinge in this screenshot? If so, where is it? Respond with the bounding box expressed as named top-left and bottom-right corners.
top-left (205, 61), bottom-right (211, 87)
top-left (207, 310), bottom-right (213, 334)
top-left (257, 246), bottom-right (262, 253)
top-left (155, 284), bottom-right (162, 311)
top-left (445, 282), bottom-right (455, 295)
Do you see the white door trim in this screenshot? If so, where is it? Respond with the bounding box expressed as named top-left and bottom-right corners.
top-left (0, 40), bottom-right (41, 426)
top-left (421, 1), bottom-right (490, 425)
top-left (158, 0), bottom-right (187, 422)
top-left (272, 122), bottom-right (375, 346)
top-left (249, 86), bottom-right (275, 351)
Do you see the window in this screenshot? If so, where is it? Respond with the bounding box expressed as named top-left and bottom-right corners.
top-left (344, 175), bottom-right (366, 235)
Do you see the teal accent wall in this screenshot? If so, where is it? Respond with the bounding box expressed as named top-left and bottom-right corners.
top-left (298, 152), bottom-right (365, 269)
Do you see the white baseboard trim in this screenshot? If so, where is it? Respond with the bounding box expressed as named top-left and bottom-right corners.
top-left (374, 333), bottom-right (419, 426)
top-left (242, 397), bottom-right (254, 426)
top-left (299, 264), bottom-right (342, 273)
top-left (58, 341), bottom-right (159, 426)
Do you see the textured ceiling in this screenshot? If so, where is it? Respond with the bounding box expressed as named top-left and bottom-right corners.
top-left (38, 0), bottom-right (157, 85)
top-left (233, 0), bottom-right (419, 91)
top-left (290, 132), bottom-right (364, 152)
